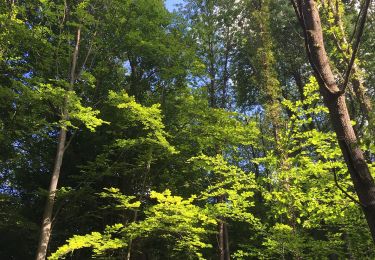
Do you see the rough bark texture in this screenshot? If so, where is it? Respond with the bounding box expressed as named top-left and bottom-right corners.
top-left (36, 27), bottom-right (81, 260)
top-left (296, 0), bottom-right (375, 242)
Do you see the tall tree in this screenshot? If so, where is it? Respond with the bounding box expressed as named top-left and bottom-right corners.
top-left (292, 0), bottom-right (375, 242)
top-left (36, 27), bottom-right (81, 260)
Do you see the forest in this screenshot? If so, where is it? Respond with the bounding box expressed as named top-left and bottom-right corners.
top-left (1, 0), bottom-right (375, 259)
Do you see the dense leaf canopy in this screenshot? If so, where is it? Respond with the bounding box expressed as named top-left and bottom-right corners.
top-left (1, 0), bottom-right (375, 259)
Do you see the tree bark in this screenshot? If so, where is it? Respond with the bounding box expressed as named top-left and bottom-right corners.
top-left (224, 222), bottom-right (230, 260)
top-left (208, 53), bottom-right (216, 108)
top-left (218, 220), bottom-right (225, 260)
top-left (217, 195), bottom-right (230, 260)
top-left (35, 128), bottom-right (67, 260)
top-left (36, 27), bottom-right (81, 260)
top-left (295, 0), bottom-right (375, 243)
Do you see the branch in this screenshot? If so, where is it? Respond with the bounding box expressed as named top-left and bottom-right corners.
top-left (333, 167), bottom-right (365, 207)
top-left (290, 0), bottom-right (303, 24)
top-left (340, 0), bottom-right (372, 93)
top-left (349, 0), bottom-right (365, 44)
top-left (63, 130), bottom-right (77, 152)
top-left (77, 30), bottom-right (98, 80)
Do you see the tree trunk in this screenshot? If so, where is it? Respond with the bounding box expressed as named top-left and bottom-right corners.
top-left (35, 128), bottom-right (67, 260)
top-left (126, 211), bottom-right (138, 260)
top-left (126, 156), bottom-right (151, 260)
top-left (209, 64), bottom-right (216, 108)
top-left (36, 27), bottom-right (81, 260)
top-left (218, 220), bottom-right (225, 260)
top-left (224, 222), bottom-right (230, 260)
top-left (221, 34), bottom-right (230, 109)
top-left (208, 36), bottom-right (217, 108)
top-left (296, 0), bottom-right (375, 243)
top-left (217, 196), bottom-right (230, 260)
top-left (256, 0), bottom-right (282, 146)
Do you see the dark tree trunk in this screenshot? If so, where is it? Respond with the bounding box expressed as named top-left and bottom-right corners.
top-left (218, 220), bottom-right (225, 260)
top-left (224, 222), bottom-right (230, 260)
top-left (295, 0), bottom-right (375, 243)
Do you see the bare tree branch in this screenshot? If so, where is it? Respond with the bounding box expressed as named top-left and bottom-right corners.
top-left (340, 0), bottom-right (372, 93)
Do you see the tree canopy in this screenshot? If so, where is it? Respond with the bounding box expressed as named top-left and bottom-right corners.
top-left (1, 0), bottom-right (375, 259)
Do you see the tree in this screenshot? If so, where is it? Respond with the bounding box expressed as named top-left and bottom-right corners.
top-left (1, 0), bottom-right (375, 258)
top-left (0, 1), bottom-right (108, 258)
top-left (292, 0), bottom-right (375, 242)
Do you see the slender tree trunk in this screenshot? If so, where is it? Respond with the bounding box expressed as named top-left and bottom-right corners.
top-left (295, 0), bottom-right (375, 242)
top-left (127, 155), bottom-right (152, 260)
top-left (126, 211), bottom-right (138, 260)
top-left (35, 128), bottom-right (67, 260)
top-left (222, 52), bottom-right (229, 109)
top-left (256, 0), bottom-right (282, 146)
top-left (224, 222), bottom-right (230, 260)
top-left (217, 196), bottom-right (230, 260)
top-left (209, 65), bottom-right (216, 108)
top-left (221, 35), bottom-right (230, 109)
top-left (208, 37), bottom-right (217, 108)
top-left (218, 219), bottom-right (225, 260)
top-left (36, 27), bottom-right (81, 260)
top-left (129, 57), bottom-right (140, 101)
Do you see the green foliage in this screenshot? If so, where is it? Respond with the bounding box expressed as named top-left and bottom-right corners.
top-left (262, 223), bottom-right (344, 259)
top-left (2, 0), bottom-right (375, 259)
top-left (52, 154), bottom-right (260, 259)
top-left (190, 154), bottom-right (258, 224)
top-left (108, 90), bottom-right (176, 153)
top-left (169, 90), bottom-right (260, 153)
top-left (255, 76), bottom-right (368, 258)
top-left (37, 83), bottom-right (108, 131)
top-left (51, 189), bottom-right (216, 259)
top-left (98, 187), bottom-right (141, 210)
top-left (126, 190), bottom-right (216, 259)
top-left (49, 224), bottom-right (125, 260)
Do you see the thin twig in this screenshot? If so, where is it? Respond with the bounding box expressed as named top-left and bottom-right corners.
top-left (63, 130), bottom-right (77, 152)
top-left (349, 0), bottom-right (365, 44)
top-left (333, 167), bottom-right (365, 207)
top-left (340, 0), bottom-right (372, 93)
